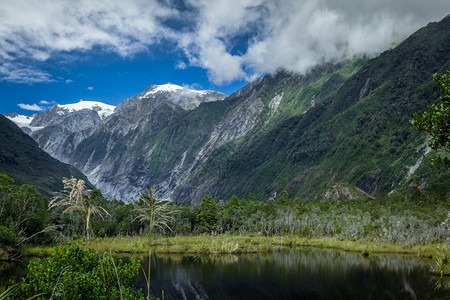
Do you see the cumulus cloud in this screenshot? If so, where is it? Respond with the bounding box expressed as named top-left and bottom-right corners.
top-left (87, 86), bottom-right (94, 90)
top-left (0, 0), bottom-right (176, 84)
top-left (17, 103), bottom-right (44, 111)
top-left (0, 0), bottom-right (449, 84)
top-left (182, 0), bottom-right (449, 83)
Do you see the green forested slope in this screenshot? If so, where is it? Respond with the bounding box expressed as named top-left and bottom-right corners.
top-left (211, 16), bottom-right (450, 200)
top-left (0, 115), bottom-right (92, 196)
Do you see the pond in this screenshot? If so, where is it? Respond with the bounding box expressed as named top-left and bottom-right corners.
top-left (130, 249), bottom-right (449, 299)
top-left (1, 249), bottom-right (449, 299)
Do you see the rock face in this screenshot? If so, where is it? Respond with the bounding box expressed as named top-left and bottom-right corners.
top-left (68, 83), bottom-right (262, 201)
top-left (7, 100), bottom-right (115, 163)
top-left (8, 84), bottom-right (228, 201)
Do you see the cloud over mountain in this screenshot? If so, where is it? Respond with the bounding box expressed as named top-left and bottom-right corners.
top-left (0, 0), bottom-right (448, 84)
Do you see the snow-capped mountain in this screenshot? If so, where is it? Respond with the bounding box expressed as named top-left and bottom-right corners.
top-left (137, 83), bottom-right (224, 110)
top-left (6, 100), bottom-right (116, 163)
top-left (6, 84), bottom-right (228, 200)
top-left (5, 113), bottom-right (42, 134)
top-left (55, 100), bottom-right (116, 120)
top-left (6, 100), bottom-right (116, 134)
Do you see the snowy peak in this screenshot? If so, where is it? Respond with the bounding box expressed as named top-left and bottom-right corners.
top-left (138, 83), bottom-right (226, 110)
top-left (5, 113), bottom-right (43, 133)
top-left (145, 83), bottom-right (184, 94)
top-left (56, 100), bottom-right (116, 119)
top-left (5, 113), bottom-right (34, 127)
top-left (141, 83), bottom-right (217, 97)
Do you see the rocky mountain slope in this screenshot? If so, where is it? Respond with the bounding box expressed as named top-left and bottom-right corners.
top-left (0, 115), bottom-right (91, 197)
top-left (6, 16), bottom-right (449, 202)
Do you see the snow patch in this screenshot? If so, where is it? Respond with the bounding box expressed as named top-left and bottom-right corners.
top-left (147, 83), bottom-right (184, 94)
top-left (6, 114), bottom-right (44, 132)
top-left (6, 114), bottom-right (34, 127)
top-left (57, 100), bottom-right (116, 119)
top-left (143, 83), bottom-right (212, 97)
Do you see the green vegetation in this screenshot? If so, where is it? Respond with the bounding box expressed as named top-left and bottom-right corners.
top-left (0, 174), bottom-right (49, 260)
top-left (133, 187), bottom-right (178, 300)
top-left (0, 170), bottom-right (449, 299)
top-left (411, 71), bottom-right (450, 166)
top-left (49, 178), bottom-right (109, 240)
top-left (7, 244), bottom-right (143, 299)
top-left (68, 235), bottom-right (446, 258)
top-left (203, 16), bottom-right (450, 201)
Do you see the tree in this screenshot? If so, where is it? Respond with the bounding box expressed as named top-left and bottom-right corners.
top-left (48, 177), bottom-right (109, 240)
top-left (276, 190), bottom-right (293, 206)
top-left (0, 174), bottom-right (50, 253)
top-left (411, 71), bottom-right (450, 166)
top-left (195, 195), bottom-right (218, 233)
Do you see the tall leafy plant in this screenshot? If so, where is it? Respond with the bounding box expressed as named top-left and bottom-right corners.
top-left (49, 177), bottom-right (109, 240)
top-left (133, 186), bottom-right (178, 300)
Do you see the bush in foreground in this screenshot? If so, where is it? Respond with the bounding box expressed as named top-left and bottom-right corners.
top-left (9, 244), bottom-right (143, 299)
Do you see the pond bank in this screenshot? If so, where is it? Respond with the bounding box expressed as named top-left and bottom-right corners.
top-left (23, 235), bottom-right (448, 258)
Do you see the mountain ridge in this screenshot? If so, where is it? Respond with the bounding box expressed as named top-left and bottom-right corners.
top-left (0, 114), bottom-right (92, 197)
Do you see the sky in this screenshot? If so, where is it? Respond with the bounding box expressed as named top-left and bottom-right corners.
top-left (0, 0), bottom-right (449, 115)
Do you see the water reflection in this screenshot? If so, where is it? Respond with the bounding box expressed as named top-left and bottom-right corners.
top-left (130, 250), bottom-right (449, 300)
top-left (1, 249), bottom-right (448, 299)
top-left (0, 258), bottom-right (29, 292)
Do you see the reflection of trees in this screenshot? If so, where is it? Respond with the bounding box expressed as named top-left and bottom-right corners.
top-left (434, 277), bottom-right (450, 291)
top-left (127, 249), bottom-right (446, 299)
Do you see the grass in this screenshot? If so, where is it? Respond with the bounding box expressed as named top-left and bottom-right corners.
top-left (23, 235), bottom-right (449, 259)
top-left (432, 249), bottom-right (450, 277)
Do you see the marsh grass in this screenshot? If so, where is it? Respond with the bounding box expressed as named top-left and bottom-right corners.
top-left (432, 247), bottom-right (450, 277)
top-left (26, 235), bottom-right (446, 259)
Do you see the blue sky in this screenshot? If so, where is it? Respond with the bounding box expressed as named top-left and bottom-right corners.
top-left (1, 0), bottom-right (449, 115)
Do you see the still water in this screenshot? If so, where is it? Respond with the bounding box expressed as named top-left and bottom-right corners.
top-left (1, 249), bottom-right (449, 299)
top-left (130, 249), bottom-right (449, 299)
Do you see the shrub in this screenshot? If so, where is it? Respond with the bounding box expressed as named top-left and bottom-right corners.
top-left (10, 244), bottom-right (143, 299)
top-left (0, 225), bottom-right (17, 249)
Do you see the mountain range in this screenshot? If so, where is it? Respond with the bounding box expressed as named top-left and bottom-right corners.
top-left (4, 16), bottom-right (450, 202)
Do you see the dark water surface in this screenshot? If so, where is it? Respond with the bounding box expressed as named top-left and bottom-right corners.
top-left (1, 249), bottom-right (449, 299)
top-left (128, 249), bottom-right (449, 300)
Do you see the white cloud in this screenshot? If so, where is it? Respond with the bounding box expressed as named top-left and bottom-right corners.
top-left (181, 0), bottom-right (450, 83)
top-left (39, 100), bottom-right (56, 105)
top-left (87, 86), bottom-right (94, 90)
top-left (175, 61), bottom-right (187, 70)
top-left (0, 62), bottom-right (54, 84)
top-left (65, 79), bottom-right (74, 84)
top-left (18, 103), bottom-right (44, 111)
top-left (0, 0), bottom-right (449, 85)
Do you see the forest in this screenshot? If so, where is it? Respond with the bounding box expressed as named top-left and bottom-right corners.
top-left (1, 172), bottom-right (449, 255)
